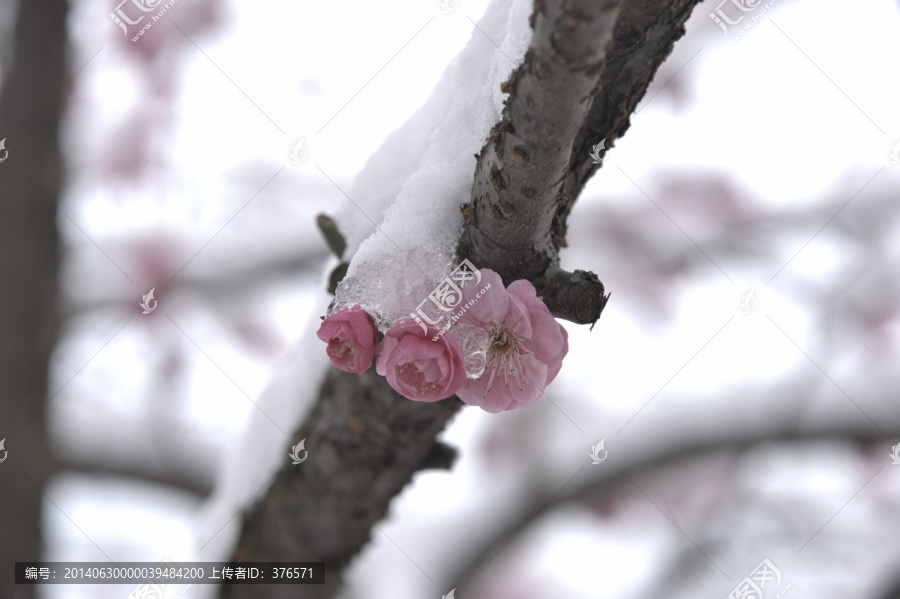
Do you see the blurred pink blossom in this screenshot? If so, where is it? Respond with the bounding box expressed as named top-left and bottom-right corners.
top-left (456, 270), bottom-right (568, 412)
top-left (317, 305), bottom-right (379, 374)
top-left (376, 318), bottom-right (467, 402)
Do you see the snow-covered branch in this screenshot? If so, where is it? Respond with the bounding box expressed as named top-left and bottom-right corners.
top-left (223, 0), bottom-right (707, 595)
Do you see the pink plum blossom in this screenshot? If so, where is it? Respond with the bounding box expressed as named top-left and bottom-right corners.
top-left (316, 305), bottom-right (378, 374)
top-left (376, 318), bottom-right (467, 402)
top-left (455, 269), bottom-right (568, 413)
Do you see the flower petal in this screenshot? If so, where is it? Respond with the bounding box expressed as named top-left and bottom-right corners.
top-left (458, 269), bottom-right (508, 327)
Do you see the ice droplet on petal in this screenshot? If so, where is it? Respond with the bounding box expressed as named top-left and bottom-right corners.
top-left (450, 323), bottom-right (490, 379)
top-left (465, 352), bottom-right (487, 380)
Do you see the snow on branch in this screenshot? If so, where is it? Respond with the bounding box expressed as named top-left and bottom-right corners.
top-left (223, 0), bottom-right (704, 596)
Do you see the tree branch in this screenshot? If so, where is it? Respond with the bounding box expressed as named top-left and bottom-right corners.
top-left (539, 266), bottom-right (610, 326)
top-left (223, 369), bottom-right (464, 599)
top-left (458, 0), bottom-right (621, 325)
top-left (459, 0), bottom-right (702, 326)
top-left (225, 0), bottom-right (706, 596)
top-left (560, 0), bottom-right (699, 242)
top-left (442, 422), bottom-right (900, 594)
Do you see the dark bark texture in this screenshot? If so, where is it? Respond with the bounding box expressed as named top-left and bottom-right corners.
top-left (459, 0), bottom-right (700, 326)
top-left (225, 0), bottom-right (702, 597)
top-left (458, 0), bottom-right (620, 326)
top-left (562, 0), bottom-right (699, 228)
top-left (0, 0), bottom-right (68, 596)
top-left (223, 369), bottom-right (464, 599)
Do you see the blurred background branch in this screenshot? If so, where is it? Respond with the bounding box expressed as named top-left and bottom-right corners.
top-left (444, 416), bottom-right (900, 595)
top-left (0, 0), bottom-right (67, 596)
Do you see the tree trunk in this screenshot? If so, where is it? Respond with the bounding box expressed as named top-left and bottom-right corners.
top-left (0, 0), bottom-right (68, 596)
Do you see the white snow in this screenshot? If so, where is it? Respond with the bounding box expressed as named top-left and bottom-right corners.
top-left (332, 0), bottom-right (534, 329)
top-left (192, 0), bottom-right (535, 576)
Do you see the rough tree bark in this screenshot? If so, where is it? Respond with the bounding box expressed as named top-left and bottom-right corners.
top-left (225, 370), bottom-right (463, 598)
top-left (224, 0), bottom-right (701, 597)
top-left (458, 0), bottom-right (699, 324)
top-left (0, 0), bottom-right (68, 596)
top-left (457, 0), bottom-right (621, 325)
